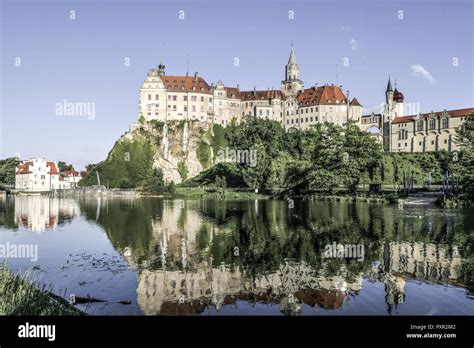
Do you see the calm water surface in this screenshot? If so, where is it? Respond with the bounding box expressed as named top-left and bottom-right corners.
top-left (0, 195), bottom-right (473, 315)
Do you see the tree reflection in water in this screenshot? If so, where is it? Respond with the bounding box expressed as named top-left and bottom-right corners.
top-left (79, 197), bottom-right (473, 315)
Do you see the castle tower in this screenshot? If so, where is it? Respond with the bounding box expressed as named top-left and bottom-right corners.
top-left (393, 81), bottom-right (405, 117)
top-left (382, 76), bottom-right (395, 151)
top-left (385, 76), bottom-right (394, 110)
top-left (282, 47), bottom-right (304, 97)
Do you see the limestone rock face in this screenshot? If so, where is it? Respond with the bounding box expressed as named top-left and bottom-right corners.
top-left (128, 120), bottom-right (211, 184)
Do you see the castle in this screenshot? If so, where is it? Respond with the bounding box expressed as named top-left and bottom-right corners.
top-left (134, 48), bottom-right (473, 153)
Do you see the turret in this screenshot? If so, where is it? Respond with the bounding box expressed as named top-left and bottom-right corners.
top-left (385, 75), bottom-right (394, 106)
top-left (282, 46), bottom-right (304, 96)
top-left (286, 48), bottom-right (299, 81)
top-left (158, 63), bottom-right (165, 76)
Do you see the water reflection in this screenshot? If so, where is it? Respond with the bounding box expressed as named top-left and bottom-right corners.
top-left (0, 196), bottom-right (472, 315)
top-left (1, 196), bottom-right (80, 233)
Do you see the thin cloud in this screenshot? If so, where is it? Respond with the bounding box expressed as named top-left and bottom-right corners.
top-left (340, 25), bottom-right (352, 33)
top-left (410, 64), bottom-right (435, 84)
top-left (349, 38), bottom-right (358, 51)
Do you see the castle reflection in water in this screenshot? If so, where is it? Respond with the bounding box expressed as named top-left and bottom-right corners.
top-left (0, 196), bottom-right (471, 315)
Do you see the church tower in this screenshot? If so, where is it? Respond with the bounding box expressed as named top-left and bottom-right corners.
top-left (282, 47), bottom-right (304, 97)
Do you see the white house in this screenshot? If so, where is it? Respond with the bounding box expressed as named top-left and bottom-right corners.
top-left (15, 158), bottom-right (60, 192)
top-left (62, 167), bottom-right (82, 188)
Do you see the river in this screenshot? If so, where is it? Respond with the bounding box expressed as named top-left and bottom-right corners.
top-left (0, 195), bottom-right (472, 315)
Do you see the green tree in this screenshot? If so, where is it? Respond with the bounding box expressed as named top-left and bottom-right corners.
top-left (454, 114), bottom-right (474, 201)
top-left (0, 157), bottom-right (20, 184)
top-left (145, 168), bottom-right (166, 194)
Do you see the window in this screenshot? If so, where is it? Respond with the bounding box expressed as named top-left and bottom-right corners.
top-left (417, 120), bottom-right (423, 131)
top-left (192, 105), bottom-right (196, 112)
top-left (184, 106), bottom-right (187, 112)
top-left (183, 96), bottom-right (188, 101)
top-left (191, 96), bottom-right (197, 101)
top-left (148, 94), bottom-right (151, 100)
top-left (429, 119), bottom-right (436, 130)
top-left (173, 105), bottom-right (177, 111)
top-left (442, 118), bottom-right (449, 128)
top-left (172, 95), bottom-right (177, 101)
top-left (419, 142), bottom-right (422, 146)
top-left (168, 95), bottom-right (171, 100)
top-left (201, 96), bottom-right (204, 102)
top-left (431, 140), bottom-right (435, 145)
top-left (444, 139), bottom-right (448, 144)
top-left (155, 95), bottom-right (159, 100)
top-left (209, 97), bottom-right (212, 102)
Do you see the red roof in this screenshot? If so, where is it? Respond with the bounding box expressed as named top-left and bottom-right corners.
top-left (16, 161), bottom-right (33, 174)
top-left (393, 89), bottom-right (404, 102)
top-left (297, 85), bottom-right (347, 106)
top-left (224, 87), bottom-right (240, 99)
top-left (47, 162), bottom-right (59, 175)
top-left (240, 89), bottom-right (282, 101)
top-left (62, 168), bottom-right (81, 177)
top-left (392, 107), bottom-right (474, 124)
top-left (350, 97), bottom-right (362, 107)
top-left (159, 75), bottom-right (211, 94)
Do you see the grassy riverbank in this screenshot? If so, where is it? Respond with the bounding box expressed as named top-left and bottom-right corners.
top-left (153, 186), bottom-right (267, 199)
top-left (0, 265), bottom-right (85, 315)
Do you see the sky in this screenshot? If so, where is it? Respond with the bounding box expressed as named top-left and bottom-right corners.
top-left (1, 0), bottom-right (473, 170)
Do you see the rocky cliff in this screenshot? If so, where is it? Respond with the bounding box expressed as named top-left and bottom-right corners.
top-left (125, 120), bottom-right (214, 184)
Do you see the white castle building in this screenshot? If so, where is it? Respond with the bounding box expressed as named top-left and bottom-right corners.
top-left (135, 48), bottom-right (363, 132)
top-left (135, 47), bottom-right (472, 152)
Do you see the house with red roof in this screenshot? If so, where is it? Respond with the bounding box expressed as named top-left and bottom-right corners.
top-left (15, 158), bottom-right (61, 192)
top-left (61, 167), bottom-right (82, 188)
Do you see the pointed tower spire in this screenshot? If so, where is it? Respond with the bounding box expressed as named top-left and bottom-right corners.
top-left (288, 47), bottom-right (296, 64)
top-left (386, 75), bottom-right (393, 93)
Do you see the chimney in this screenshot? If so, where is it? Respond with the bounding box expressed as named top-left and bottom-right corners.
top-left (194, 72), bottom-right (198, 81)
top-left (253, 86), bottom-right (256, 95)
top-left (237, 84), bottom-right (240, 91)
